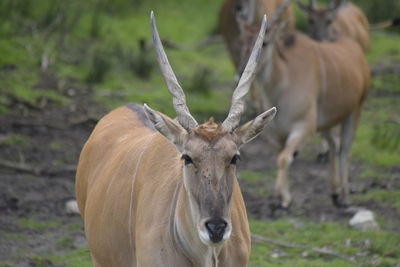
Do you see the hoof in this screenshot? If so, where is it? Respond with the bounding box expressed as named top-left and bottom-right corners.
top-left (269, 196), bottom-right (291, 217)
top-left (331, 194), bottom-right (349, 209)
top-left (316, 152), bottom-right (329, 164)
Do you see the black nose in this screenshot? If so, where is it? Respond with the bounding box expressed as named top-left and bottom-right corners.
top-left (205, 218), bottom-right (227, 243)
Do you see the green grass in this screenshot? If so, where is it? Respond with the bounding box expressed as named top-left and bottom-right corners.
top-left (356, 167), bottom-right (389, 180)
top-left (0, 39), bottom-right (35, 67)
top-left (352, 96), bottom-right (400, 167)
top-left (16, 218), bottom-right (60, 230)
top-left (353, 123), bottom-right (400, 167)
top-left (354, 189), bottom-right (400, 209)
top-left (0, 135), bottom-right (28, 147)
top-left (50, 141), bottom-right (63, 150)
top-left (367, 32), bottom-right (400, 64)
top-left (250, 219), bottom-right (400, 266)
top-left (0, 0), bottom-right (235, 119)
top-left (56, 237), bottom-right (76, 250)
top-left (50, 248), bottom-right (92, 267)
top-left (44, 219), bottom-right (400, 266)
top-left (238, 170), bottom-right (277, 197)
top-left (240, 170), bottom-right (266, 184)
top-left (87, 5), bottom-right (235, 119)
top-left (65, 224), bottom-right (82, 231)
top-left (3, 250), bottom-right (92, 267)
top-left (0, 232), bottom-right (27, 241)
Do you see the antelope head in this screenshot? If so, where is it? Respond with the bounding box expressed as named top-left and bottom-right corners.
top-left (235, 0), bottom-right (292, 78)
top-left (144, 12), bottom-right (276, 245)
top-left (234, 0), bottom-right (257, 25)
top-left (297, 0), bottom-right (343, 41)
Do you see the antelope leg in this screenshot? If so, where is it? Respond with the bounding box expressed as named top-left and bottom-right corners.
top-left (273, 126), bottom-right (310, 209)
top-left (321, 130), bottom-right (340, 206)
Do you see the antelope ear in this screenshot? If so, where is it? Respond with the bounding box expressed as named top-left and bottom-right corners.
top-left (234, 107), bottom-right (277, 145)
top-left (143, 104), bottom-right (187, 151)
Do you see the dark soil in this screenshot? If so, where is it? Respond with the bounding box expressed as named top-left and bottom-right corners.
top-left (0, 76), bottom-right (399, 266)
top-left (239, 136), bottom-right (400, 229)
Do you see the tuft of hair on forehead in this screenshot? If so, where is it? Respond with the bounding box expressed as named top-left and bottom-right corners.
top-left (192, 118), bottom-right (225, 142)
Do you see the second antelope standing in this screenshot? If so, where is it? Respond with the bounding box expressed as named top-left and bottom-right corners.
top-left (222, 0), bottom-right (370, 209)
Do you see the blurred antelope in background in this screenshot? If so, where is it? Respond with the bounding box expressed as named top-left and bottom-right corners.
top-left (76, 13), bottom-right (277, 267)
top-left (219, 0), bottom-right (295, 68)
top-left (219, 0), bottom-right (295, 111)
top-left (235, 1), bottom-right (370, 210)
top-left (298, 0), bottom-right (369, 52)
top-left (297, 0), bottom-right (369, 162)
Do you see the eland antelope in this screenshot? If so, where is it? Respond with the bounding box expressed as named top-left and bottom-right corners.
top-left (235, 2), bottom-right (370, 210)
top-left (298, 0), bottom-right (369, 52)
top-left (75, 13), bottom-right (276, 267)
top-left (219, 0), bottom-right (295, 68)
top-left (219, 0), bottom-right (295, 111)
top-left (297, 0), bottom-right (369, 162)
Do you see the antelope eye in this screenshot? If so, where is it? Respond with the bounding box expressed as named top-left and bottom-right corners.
top-left (262, 41), bottom-right (267, 47)
top-left (181, 154), bottom-right (193, 165)
top-left (230, 154), bottom-right (241, 165)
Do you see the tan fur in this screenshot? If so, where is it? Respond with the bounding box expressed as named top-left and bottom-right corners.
top-left (237, 19), bottom-right (370, 207)
top-left (76, 107), bottom-right (252, 266)
top-left (219, 0), bottom-right (295, 68)
top-left (193, 118), bottom-right (225, 142)
top-left (219, 0), bottom-right (296, 111)
top-left (332, 3), bottom-right (369, 51)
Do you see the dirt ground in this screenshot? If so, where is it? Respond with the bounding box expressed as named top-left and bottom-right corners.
top-left (0, 79), bottom-right (399, 266)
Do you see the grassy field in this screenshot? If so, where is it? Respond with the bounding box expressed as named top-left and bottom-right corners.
top-left (0, 0), bottom-right (399, 266)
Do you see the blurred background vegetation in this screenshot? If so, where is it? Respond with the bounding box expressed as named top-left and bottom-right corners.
top-left (1, 0), bottom-right (399, 156)
top-left (0, 0), bottom-right (233, 119)
top-left (1, 0), bottom-right (399, 110)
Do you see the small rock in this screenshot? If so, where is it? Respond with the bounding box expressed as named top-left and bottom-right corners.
top-left (67, 88), bottom-right (76, 97)
top-left (363, 239), bottom-right (372, 248)
top-left (349, 210), bottom-right (379, 231)
top-left (65, 200), bottom-right (80, 215)
top-left (289, 218), bottom-right (304, 229)
top-left (270, 249), bottom-right (286, 259)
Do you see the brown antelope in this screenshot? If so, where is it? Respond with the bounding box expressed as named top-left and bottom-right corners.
top-left (219, 0), bottom-right (295, 111)
top-left (297, 0), bottom-right (369, 162)
top-left (76, 13), bottom-right (276, 267)
top-left (235, 2), bottom-right (370, 210)
top-left (219, 0), bottom-right (295, 68)
top-left (298, 0), bottom-right (369, 52)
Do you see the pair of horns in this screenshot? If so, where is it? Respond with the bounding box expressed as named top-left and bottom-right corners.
top-left (149, 11), bottom-right (267, 132)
